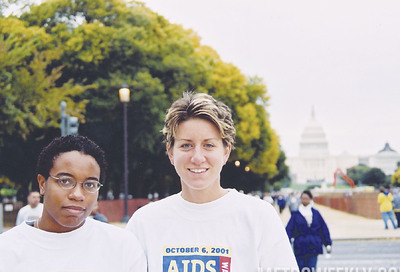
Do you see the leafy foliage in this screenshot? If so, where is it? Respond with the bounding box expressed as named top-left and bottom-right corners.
top-left (0, 0), bottom-right (287, 198)
top-left (359, 168), bottom-right (387, 188)
top-left (346, 164), bottom-right (371, 185)
top-left (0, 17), bottom-right (88, 144)
top-left (391, 165), bottom-right (400, 187)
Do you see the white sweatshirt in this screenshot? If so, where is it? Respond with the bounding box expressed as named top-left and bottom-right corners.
top-left (15, 203), bottom-right (43, 225)
top-left (126, 189), bottom-right (298, 272)
top-left (0, 217), bottom-right (147, 272)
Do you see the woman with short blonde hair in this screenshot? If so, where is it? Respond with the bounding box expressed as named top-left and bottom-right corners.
top-left (127, 92), bottom-right (297, 271)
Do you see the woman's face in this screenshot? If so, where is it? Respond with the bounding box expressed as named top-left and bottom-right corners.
top-left (301, 193), bottom-right (312, 206)
top-left (167, 118), bottom-right (231, 202)
top-left (38, 151), bottom-right (100, 233)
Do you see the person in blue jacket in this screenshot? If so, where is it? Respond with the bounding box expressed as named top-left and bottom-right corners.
top-left (286, 190), bottom-right (332, 271)
top-left (277, 194), bottom-right (286, 213)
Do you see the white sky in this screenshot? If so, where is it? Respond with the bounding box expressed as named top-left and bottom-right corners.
top-left (142, 0), bottom-right (400, 157)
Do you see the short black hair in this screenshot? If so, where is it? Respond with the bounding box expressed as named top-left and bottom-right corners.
top-left (28, 190), bottom-right (40, 196)
top-left (36, 135), bottom-right (107, 182)
top-left (301, 190), bottom-right (313, 199)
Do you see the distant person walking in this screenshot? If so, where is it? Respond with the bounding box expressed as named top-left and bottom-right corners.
top-left (286, 190), bottom-right (332, 272)
top-left (277, 194), bottom-right (286, 213)
top-left (377, 186), bottom-right (398, 229)
top-left (392, 190), bottom-right (400, 226)
top-left (287, 192), bottom-right (300, 214)
top-left (263, 193), bottom-right (274, 205)
top-left (15, 191), bottom-right (43, 225)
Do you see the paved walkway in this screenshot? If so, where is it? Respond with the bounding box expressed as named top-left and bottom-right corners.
top-left (113, 204), bottom-right (400, 241)
top-left (112, 204), bottom-right (400, 241)
top-left (278, 204), bottom-right (400, 241)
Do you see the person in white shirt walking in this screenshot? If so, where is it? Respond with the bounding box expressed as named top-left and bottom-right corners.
top-left (15, 191), bottom-right (43, 225)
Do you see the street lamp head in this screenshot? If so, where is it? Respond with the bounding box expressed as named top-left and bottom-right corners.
top-left (119, 82), bottom-right (130, 103)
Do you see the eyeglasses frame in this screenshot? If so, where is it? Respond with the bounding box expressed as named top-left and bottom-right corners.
top-left (48, 175), bottom-right (103, 194)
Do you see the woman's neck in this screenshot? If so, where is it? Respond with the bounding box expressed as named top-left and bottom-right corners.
top-left (181, 187), bottom-right (228, 204)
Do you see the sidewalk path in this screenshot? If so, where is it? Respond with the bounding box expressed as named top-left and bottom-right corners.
top-left (113, 203), bottom-right (400, 241)
top-left (279, 204), bottom-right (400, 241)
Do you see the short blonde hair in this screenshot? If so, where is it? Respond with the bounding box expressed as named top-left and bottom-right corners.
top-left (162, 92), bottom-right (236, 149)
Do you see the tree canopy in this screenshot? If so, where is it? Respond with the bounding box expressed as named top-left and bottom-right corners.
top-left (391, 163), bottom-right (400, 186)
top-left (0, 16), bottom-right (88, 144)
top-left (359, 168), bottom-right (387, 188)
top-left (346, 164), bottom-right (371, 186)
top-left (0, 0), bottom-right (287, 198)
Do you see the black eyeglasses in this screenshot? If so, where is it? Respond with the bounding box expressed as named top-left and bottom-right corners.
top-left (49, 175), bottom-right (103, 194)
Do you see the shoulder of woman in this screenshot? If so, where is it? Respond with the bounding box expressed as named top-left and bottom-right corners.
top-left (311, 207), bottom-right (321, 215)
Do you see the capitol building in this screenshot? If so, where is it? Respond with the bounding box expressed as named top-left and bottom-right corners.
top-left (286, 110), bottom-right (400, 185)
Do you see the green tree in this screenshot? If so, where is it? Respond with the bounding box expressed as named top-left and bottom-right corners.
top-left (360, 168), bottom-right (386, 188)
top-left (391, 162), bottom-right (400, 187)
top-left (1, 0), bottom-right (287, 198)
top-left (346, 164), bottom-right (371, 185)
top-left (268, 149), bottom-right (290, 186)
top-left (0, 16), bottom-right (88, 145)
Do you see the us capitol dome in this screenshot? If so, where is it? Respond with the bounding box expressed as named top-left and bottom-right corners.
top-left (298, 108), bottom-right (329, 158)
top-left (287, 109), bottom-right (400, 185)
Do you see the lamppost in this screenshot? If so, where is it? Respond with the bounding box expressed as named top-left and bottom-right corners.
top-left (59, 101), bottom-right (79, 136)
top-left (60, 101), bottom-right (67, 136)
top-left (119, 82), bottom-right (130, 223)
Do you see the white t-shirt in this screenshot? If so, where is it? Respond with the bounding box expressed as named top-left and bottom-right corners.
top-left (15, 203), bottom-right (44, 225)
top-left (0, 217), bottom-right (147, 272)
top-left (126, 189), bottom-right (298, 272)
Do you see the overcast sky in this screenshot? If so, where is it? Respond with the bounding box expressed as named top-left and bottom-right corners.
top-left (142, 0), bottom-right (400, 157)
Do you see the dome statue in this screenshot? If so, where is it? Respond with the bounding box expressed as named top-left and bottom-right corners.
top-left (299, 107), bottom-right (329, 157)
top-left (287, 107), bottom-right (358, 185)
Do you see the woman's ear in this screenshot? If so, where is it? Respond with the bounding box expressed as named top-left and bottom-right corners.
top-left (37, 174), bottom-right (46, 195)
top-left (223, 145), bottom-right (232, 165)
top-left (166, 144), bottom-right (174, 165)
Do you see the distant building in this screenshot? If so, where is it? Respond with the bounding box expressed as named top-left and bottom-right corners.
top-left (286, 110), bottom-right (358, 185)
top-left (286, 110), bottom-right (400, 185)
top-left (368, 143), bottom-right (400, 175)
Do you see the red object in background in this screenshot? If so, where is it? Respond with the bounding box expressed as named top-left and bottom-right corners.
top-left (333, 168), bottom-right (355, 188)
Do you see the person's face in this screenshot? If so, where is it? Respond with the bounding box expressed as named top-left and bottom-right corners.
top-left (301, 193), bottom-right (311, 206)
top-left (27, 192), bottom-right (41, 208)
top-left (38, 151), bottom-right (100, 233)
top-left (167, 118), bottom-right (231, 199)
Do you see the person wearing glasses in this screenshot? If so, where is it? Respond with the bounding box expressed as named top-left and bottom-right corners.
top-left (0, 135), bottom-right (146, 271)
top-left (126, 92), bottom-right (297, 271)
